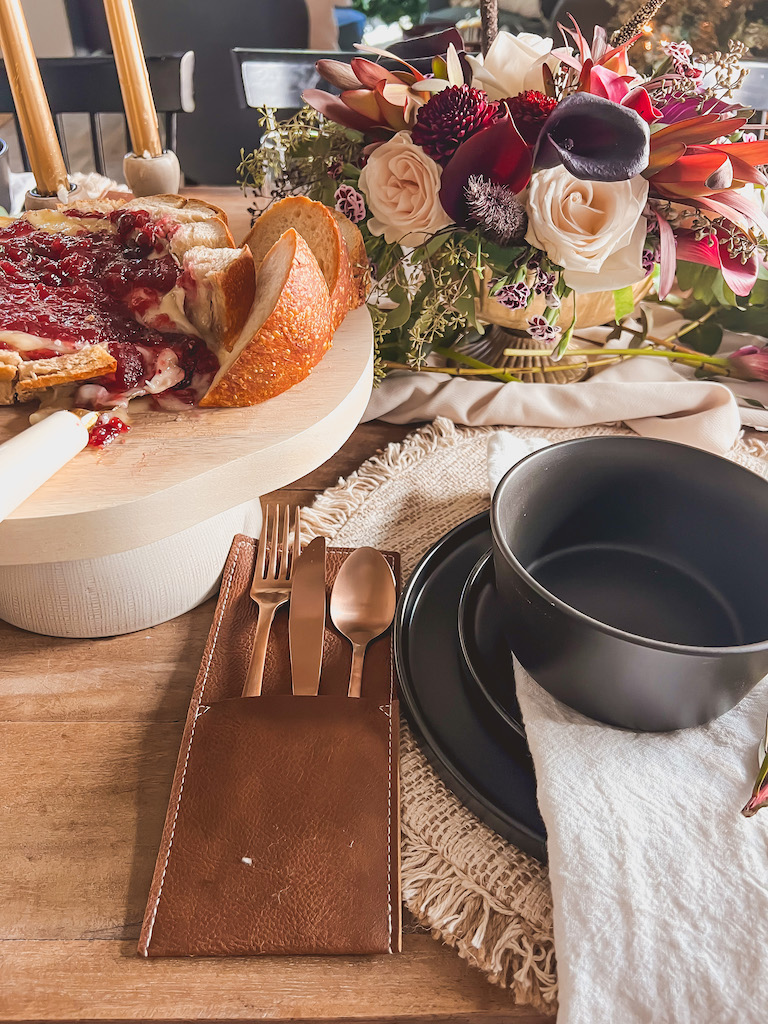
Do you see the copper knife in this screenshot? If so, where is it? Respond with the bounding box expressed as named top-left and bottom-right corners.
top-left (289, 535), bottom-right (327, 695)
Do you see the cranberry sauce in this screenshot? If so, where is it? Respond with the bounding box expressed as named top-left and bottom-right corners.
top-left (87, 414), bottom-right (130, 448)
top-left (0, 217), bottom-right (216, 403)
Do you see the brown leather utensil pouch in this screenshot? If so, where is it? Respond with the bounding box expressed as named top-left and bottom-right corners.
top-left (138, 536), bottom-right (401, 958)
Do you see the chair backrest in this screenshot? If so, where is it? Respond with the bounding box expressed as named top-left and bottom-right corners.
top-left (133, 0), bottom-right (310, 185)
top-left (0, 53), bottom-right (193, 176)
top-left (732, 61), bottom-right (768, 137)
top-left (232, 49), bottom-right (357, 112)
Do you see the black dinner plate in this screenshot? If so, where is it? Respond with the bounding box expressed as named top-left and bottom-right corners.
top-left (458, 550), bottom-right (526, 739)
top-left (394, 511), bottom-right (547, 862)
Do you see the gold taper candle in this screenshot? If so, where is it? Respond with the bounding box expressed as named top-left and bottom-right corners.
top-left (103, 0), bottom-right (162, 158)
top-left (0, 0), bottom-right (68, 196)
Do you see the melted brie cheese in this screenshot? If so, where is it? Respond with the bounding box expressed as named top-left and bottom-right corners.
top-left (136, 287), bottom-right (200, 336)
top-left (0, 331), bottom-right (76, 353)
top-left (24, 209), bottom-right (116, 236)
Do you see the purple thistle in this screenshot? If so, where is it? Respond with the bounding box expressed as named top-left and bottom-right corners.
top-left (495, 280), bottom-right (531, 310)
top-left (527, 315), bottom-right (561, 343)
top-left (334, 183), bottom-right (366, 224)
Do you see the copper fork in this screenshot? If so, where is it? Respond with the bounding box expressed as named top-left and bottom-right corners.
top-left (241, 504), bottom-right (301, 697)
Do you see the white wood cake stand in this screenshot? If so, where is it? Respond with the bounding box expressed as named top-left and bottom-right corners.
top-left (0, 306), bottom-right (373, 638)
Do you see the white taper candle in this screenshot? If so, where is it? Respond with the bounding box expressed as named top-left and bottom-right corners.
top-left (0, 410), bottom-right (97, 523)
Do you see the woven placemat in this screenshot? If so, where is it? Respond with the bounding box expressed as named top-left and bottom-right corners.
top-left (302, 415), bottom-right (768, 1014)
top-left (300, 416), bottom-right (570, 1012)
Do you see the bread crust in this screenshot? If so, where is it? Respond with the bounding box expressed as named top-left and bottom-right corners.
top-left (15, 346), bottom-right (117, 398)
top-left (329, 208), bottom-right (370, 306)
top-left (200, 229), bottom-right (333, 407)
top-left (244, 196), bottom-right (356, 331)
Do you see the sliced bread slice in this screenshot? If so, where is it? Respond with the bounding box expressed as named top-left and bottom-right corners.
top-left (243, 196), bottom-right (355, 331)
top-left (200, 228), bottom-right (333, 407)
top-left (181, 245), bottom-right (256, 351)
top-left (328, 208), bottom-right (370, 306)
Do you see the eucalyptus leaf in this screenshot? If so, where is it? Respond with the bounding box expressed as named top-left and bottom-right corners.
top-left (741, 397), bottom-right (768, 410)
top-left (383, 285), bottom-right (412, 330)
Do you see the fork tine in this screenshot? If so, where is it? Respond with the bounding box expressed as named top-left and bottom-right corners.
top-left (290, 507), bottom-right (302, 579)
top-left (256, 503), bottom-right (272, 580)
top-left (269, 503), bottom-right (280, 579)
top-left (280, 504), bottom-right (291, 579)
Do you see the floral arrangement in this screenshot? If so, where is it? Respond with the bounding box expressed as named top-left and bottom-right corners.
top-left (238, 4), bottom-right (768, 384)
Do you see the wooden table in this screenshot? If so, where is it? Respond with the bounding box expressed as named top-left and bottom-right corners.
top-left (0, 420), bottom-right (550, 1024)
top-left (0, 189), bottom-right (552, 1022)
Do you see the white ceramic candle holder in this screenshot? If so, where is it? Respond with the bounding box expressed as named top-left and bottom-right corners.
top-left (24, 181), bottom-right (83, 211)
top-left (123, 150), bottom-right (181, 197)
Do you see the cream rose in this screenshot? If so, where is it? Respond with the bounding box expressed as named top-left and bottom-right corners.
top-left (526, 167), bottom-right (649, 294)
top-left (358, 132), bottom-right (452, 246)
top-left (467, 32), bottom-right (559, 101)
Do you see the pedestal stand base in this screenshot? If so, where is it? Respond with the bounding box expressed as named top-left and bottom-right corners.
top-left (0, 498), bottom-right (262, 638)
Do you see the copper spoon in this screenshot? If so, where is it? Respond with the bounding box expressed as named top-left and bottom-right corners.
top-left (330, 547), bottom-right (396, 698)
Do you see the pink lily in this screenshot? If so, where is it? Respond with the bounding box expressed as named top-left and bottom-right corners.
top-left (675, 229), bottom-right (759, 296)
top-left (587, 65), bottom-right (661, 122)
top-left (552, 17), bottom-right (639, 80)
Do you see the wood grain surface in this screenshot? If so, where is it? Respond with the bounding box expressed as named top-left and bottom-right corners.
top-left (0, 417), bottom-right (552, 1024)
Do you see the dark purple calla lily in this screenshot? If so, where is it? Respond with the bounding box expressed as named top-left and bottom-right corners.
top-left (439, 116), bottom-right (532, 224)
top-left (533, 92), bottom-right (650, 181)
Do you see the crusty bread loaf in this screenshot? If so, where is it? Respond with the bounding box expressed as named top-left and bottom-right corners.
top-left (243, 196), bottom-right (360, 331)
top-left (0, 194), bottom-right (354, 412)
top-left (200, 228), bottom-right (333, 408)
top-left (328, 208), bottom-right (370, 306)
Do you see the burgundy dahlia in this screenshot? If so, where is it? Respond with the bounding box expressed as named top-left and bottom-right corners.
top-left (412, 85), bottom-right (499, 165)
top-left (502, 91), bottom-right (558, 147)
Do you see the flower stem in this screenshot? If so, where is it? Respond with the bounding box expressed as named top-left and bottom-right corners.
top-left (647, 308), bottom-right (718, 354)
top-left (383, 360), bottom-right (518, 381)
top-left (502, 345), bottom-right (730, 370)
top-left (432, 345), bottom-right (520, 382)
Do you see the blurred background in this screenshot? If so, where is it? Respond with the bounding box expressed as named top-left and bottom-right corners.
top-left (2, 0), bottom-right (766, 186)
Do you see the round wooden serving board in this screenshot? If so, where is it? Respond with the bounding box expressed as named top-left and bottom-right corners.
top-left (0, 306), bottom-right (373, 565)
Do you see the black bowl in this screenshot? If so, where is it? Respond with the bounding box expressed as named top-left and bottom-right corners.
top-left (490, 436), bottom-right (768, 731)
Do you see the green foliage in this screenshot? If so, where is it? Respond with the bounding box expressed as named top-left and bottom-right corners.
top-left (351, 0), bottom-right (427, 26)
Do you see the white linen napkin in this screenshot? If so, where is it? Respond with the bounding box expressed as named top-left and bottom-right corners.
top-left (488, 431), bottom-right (768, 1024)
top-left (364, 306), bottom-right (768, 455)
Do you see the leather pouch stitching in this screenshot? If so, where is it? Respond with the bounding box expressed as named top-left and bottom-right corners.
top-left (140, 536), bottom-right (399, 957)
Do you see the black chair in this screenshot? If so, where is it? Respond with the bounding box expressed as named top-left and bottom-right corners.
top-left (0, 53), bottom-right (194, 177)
top-left (232, 48), bottom-right (357, 121)
top-left (132, 0), bottom-right (310, 185)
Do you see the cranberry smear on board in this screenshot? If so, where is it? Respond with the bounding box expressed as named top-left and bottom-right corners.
top-left (0, 214), bottom-right (216, 405)
top-left (87, 415), bottom-right (130, 448)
